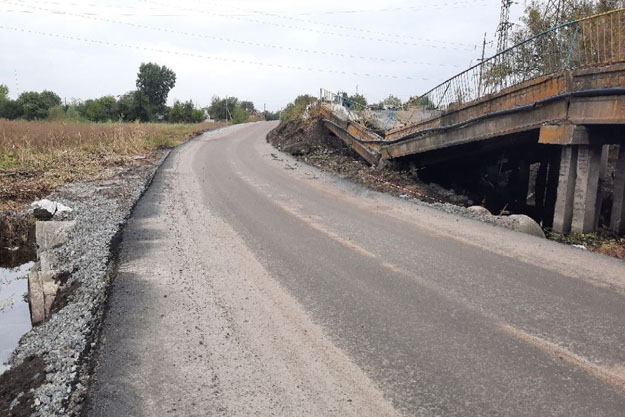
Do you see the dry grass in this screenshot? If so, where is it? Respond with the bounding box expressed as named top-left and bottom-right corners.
top-left (0, 119), bottom-right (226, 209)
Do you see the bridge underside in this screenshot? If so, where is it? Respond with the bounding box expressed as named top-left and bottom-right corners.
top-left (320, 64), bottom-right (625, 235)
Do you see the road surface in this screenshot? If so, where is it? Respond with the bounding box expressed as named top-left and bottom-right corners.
top-left (84, 122), bottom-right (625, 416)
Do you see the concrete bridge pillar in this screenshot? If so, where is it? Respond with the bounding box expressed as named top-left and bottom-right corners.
top-left (553, 146), bottom-right (577, 234)
top-left (610, 145), bottom-right (625, 234)
top-left (552, 144), bottom-right (603, 234)
top-left (571, 145), bottom-right (603, 233)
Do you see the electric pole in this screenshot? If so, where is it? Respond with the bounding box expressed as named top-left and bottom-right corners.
top-left (496, 0), bottom-right (514, 54)
top-left (477, 33), bottom-right (488, 96)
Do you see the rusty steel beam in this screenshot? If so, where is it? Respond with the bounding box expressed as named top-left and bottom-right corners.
top-left (380, 100), bottom-right (568, 160)
top-left (323, 120), bottom-right (381, 166)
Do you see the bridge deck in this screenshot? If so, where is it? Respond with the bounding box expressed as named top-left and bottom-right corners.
top-left (321, 62), bottom-right (625, 166)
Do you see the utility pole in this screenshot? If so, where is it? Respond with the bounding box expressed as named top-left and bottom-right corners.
top-left (496, 0), bottom-right (514, 54)
top-left (477, 33), bottom-right (488, 97)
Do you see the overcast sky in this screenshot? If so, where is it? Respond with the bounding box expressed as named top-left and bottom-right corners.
top-left (0, 0), bottom-right (525, 111)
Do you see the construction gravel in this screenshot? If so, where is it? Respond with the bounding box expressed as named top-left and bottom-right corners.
top-left (5, 151), bottom-right (170, 417)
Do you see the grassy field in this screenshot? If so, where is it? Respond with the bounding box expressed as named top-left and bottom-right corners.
top-left (0, 119), bottom-right (226, 209)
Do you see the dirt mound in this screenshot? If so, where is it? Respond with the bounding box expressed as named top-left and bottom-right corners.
top-left (267, 117), bottom-right (352, 157)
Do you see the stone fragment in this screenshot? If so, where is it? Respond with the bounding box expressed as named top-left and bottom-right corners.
top-left (506, 214), bottom-right (546, 239)
top-left (31, 199), bottom-right (73, 220)
top-left (468, 206), bottom-right (492, 217)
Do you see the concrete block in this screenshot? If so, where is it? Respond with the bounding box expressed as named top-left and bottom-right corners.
top-left (40, 251), bottom-right (59, 272)
top-left (610, 145), bottom-right (625, 234)
top-left (28, 271), bottom-right (45, 324)
top-left (553, 146), bottom-right (578, 234)
top-left (28, 270), bottom-right (61, 325)
top-left (538, 124), bottom-right (590, 145)
top-left (35, 221), bottom-right (76, 251)
top-left (572, 145), bottom-right (602, 233)
top-left (41, 271), bottom-right (60, 317)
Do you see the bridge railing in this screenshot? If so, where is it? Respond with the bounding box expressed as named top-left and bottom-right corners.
top-left (320, 89), bottom-right (403, 133)
top-left (420, 8), bottom-right (625, 110)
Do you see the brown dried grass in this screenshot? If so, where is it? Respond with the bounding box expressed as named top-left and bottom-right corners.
top-left (0, 119), bottom-right (226, 209)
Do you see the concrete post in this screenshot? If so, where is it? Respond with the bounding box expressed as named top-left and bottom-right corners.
top-left (571, 145), bottom-right (603, 234)
top-left (594, 145), bottom-right (611, 230)
top-left (552, 146), bottom-right (578, 234)
top-left (610, 145), bottom-right (625, 234)
top-left (543, 151), bottom-right (561, 229)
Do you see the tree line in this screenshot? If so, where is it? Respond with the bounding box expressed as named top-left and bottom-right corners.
top-left (0, 63), bottom-right (266, 124)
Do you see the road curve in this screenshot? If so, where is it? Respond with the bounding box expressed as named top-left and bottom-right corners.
top-left (84, 122), bottom-right (625, 416)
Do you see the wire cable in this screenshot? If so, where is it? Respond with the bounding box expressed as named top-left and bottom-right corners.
top-left (0, 24), bottom-right (434, 82)
top-left (1, 1), bottom-right (463, 69)
top-left (192, 0), bottom-right (489, 48)
top-left (138, 0), bottom-right (476, 51)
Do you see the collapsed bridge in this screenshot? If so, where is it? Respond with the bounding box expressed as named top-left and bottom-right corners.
top-left (319, 8), bottom-right (625, 235)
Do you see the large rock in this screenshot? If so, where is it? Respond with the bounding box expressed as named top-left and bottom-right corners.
top-left (501, 214), bottom-right (546, 239)
top-left (468, 206), bottom-right (492, 217)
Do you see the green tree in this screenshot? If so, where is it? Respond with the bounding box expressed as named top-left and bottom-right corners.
top-left (281, 94), bottom-right (317, 122)
top-left (82, 99), bottom-right (109, 122)
top-left (0, 84), bottom-right (8, 101)
top-left (381, 95), bottom-right (402, 109)
top-left (136, 62), bottom-right (176, 117)
top-left (208, 96), bottom-right (239, 121)
top-left (168, 100), bottom-right (206, 123)
top-left (348, 93), bottom-right (367, 109)
top-left (232, 105), bottom-right (249, 124)
top-left (239, 100), bottom-right (256, 113)
top-left (16, 90), bottom-right (61, 120)
top-left (116, 90), bottom-right (152, 122)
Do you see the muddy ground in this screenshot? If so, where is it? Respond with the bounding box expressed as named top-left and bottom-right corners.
top-left (267, 118), bottom-right (625, 260)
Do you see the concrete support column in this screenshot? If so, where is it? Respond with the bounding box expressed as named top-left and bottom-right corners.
top-left (610, 145), bottom-right (625, 234)
top-left (543, 151), bottom-right (561, 229)
top-left (552, 146), bottom-right (577, 234)
top-left (571, 145), bottom-right (603, 234)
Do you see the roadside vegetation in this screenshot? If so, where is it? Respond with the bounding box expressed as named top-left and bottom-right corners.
top-left (0, 62), bottom-right (237, 210)
top-left (0, 119), bottom-right (224, 210)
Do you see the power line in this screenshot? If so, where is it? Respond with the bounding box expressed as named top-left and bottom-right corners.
top-left (2, 1), bottom-right (463, 69)
top-left (0, 24), bottom-right (434, 82)
top-left (191, 0), bottom-right (485, 48)
top-left (288, 2), bottom-right (499, 16)
top-left (139, 0), bottom-right (476, 51)
top-left (1, 7), bottom-right (201, 16)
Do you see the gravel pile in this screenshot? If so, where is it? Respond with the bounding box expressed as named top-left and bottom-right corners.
top-left (4, 151), bottom-right (170, 417)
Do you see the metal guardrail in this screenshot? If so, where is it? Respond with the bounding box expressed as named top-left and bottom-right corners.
top-left (420, 8), bottom-right (625, 110)
top-left (320, 8), bottom-right (625, 137)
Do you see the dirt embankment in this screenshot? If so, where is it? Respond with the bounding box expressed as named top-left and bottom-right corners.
top-left (267, 118), bottom-right (465, 205)
top-left (267, 118), bottom-right (625, 260)
top-left (0, 212), bottom-right (37, 268)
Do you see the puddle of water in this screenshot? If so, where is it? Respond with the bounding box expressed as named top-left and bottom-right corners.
top-left (0, 262), bottom-right (34, 374)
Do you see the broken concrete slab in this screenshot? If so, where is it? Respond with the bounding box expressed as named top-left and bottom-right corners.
top-left (31, 200), bottom-right (73, 220)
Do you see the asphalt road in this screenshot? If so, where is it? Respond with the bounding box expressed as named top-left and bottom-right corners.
top-left (84, 122), bottom-right (625, 416)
